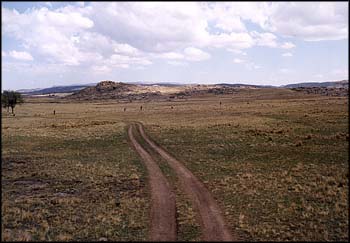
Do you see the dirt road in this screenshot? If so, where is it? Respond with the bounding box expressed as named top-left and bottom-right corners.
top-left (128, 125), bottom-right (177, 241)
top-left (136, 123), bottom-right (234, 241)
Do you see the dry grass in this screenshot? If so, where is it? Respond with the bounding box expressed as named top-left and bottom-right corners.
top-left (2, 88), bottom-right (348, 241)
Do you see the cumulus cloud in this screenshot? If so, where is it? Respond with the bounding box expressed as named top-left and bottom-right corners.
top-left (262, 2), bottom-right (348, 41)
top-left (251, 31), bottom-right (278, 48)
top-left (210, 32), bottom-right (255, 49)
top-left (159, 52), bottom-right (185, 60)
top-left (158, 47), bottom-right (210, 62)
top-left (92, 65), bottom-right (112, 73)
top-left (114, 43), bottom-right (140, 56)
top-left (1, 2), bottom-right (347, 73)
top-left (9, 50), bottom-right (33, 61)
top-left (2, 6), bottom-right (94, 65)
top-left (89, 2), bottom-right (211, 52)
top-left (282, 52), bottom-right (293, 57)
top-left (233, 58), bottom-right (245, 64)
top-left (183, 47), bottom-right (210, 61)
top-left (280, 42), bottom-right (296, 49)
top-left (167, 61), bottom-right (188, 66)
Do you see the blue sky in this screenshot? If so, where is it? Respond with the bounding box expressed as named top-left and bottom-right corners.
top-left (2, 2), bottom-right (348, 90)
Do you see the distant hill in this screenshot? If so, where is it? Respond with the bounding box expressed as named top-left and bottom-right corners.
top-left (216, 83), bottom-right (275, 88)
top-left (15, 79), bottom-right (348, 97)
top-left (18, 84), bottom-right (96, 95)
top-left (283, 80), bottom-right (348, 88)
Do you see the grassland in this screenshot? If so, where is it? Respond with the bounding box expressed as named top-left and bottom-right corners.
top-left (2, 88), bottom-right (348, 241)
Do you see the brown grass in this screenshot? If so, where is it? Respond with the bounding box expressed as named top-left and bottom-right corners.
top-left (2, 88), bottom-right (348, 241)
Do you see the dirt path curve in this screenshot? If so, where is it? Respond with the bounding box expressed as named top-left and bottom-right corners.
top-left (128, 125), bottom-right (177, 241)
top-left (137, 123), bottom-right (235, 241)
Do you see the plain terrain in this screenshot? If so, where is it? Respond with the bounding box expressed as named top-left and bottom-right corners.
top-left (2, 88), bottom-right (348, 241)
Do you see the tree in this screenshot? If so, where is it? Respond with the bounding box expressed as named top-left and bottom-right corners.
top-left (1, 90), bottom-right (10, 112)
top-left (2, 90), bottom-right (24, 115)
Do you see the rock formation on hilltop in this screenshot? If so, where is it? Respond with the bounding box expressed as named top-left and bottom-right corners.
top-left (68, 81), bottom-right (137, 100)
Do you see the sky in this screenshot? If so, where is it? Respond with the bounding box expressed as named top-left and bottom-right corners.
top-left (1, 1), bottom-right (349, 90)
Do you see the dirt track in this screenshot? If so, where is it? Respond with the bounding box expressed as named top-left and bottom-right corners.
top-left (128, 125), bottom-right (176, 241)
top-left (136, 123), bottom-right (234, 241)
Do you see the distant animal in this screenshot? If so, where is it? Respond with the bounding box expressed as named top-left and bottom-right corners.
top-left (171, 106), bottom-right (173, 109)
top-left (124, 107), bottom-right (126, 112)
top-left (53, 110), bottom-right (55, 115)
top-left (220, 101), bottom-right (222, 106)
top-left (140, 105), bottom-right (143, 111)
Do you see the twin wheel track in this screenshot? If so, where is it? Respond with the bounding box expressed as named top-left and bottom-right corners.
top-left (128, 123), bottom-right (235, 241)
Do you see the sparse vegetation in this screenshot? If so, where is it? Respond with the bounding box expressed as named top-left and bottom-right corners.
top-left (2, 87), bottom-right (348, 241)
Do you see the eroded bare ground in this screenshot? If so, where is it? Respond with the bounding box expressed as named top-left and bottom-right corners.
top-left (135, 123), bottom-right (235, 241)
top-left (127, 125), bottom-right (177, 241)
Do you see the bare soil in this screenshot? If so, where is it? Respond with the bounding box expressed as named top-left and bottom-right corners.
top-left (137, 123), bottom-right (235, 241)
top-left (128, 124), bottom-right (177, 241)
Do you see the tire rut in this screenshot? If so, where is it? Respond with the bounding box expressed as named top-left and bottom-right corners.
top-left (127, 124), bottom-right (177, 241)
top-left (137, 123), bottom-right (235, 241)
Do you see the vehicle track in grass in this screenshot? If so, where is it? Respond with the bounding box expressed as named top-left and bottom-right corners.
top-left (127, 124), bottom-right (176, 241)
top-left (136, 123), bottom-right (235, 241)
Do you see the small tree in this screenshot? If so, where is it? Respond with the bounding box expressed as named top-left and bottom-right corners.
top-left (2, 90), bottom-right (24, 115)
top-left (2, 90), bottom-right (10, 112)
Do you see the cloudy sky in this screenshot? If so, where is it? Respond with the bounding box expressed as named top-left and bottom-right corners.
top-left (2, 2), bottom-right (348, 90)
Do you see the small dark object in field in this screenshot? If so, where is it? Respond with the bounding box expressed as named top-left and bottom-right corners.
top-left (171, 106), bottom-right (173, 109)
top-left (140, 105), bottom-right (143, 111)
top-left (53, 110), bottom-right (56, 115)
top-left (338, 182), bottom-right (344, 188)
top-left (305, 135), bottom-right (312, 140)
top-left (124, 107), bottom-right (126, 112)
top-left (116, 192), bottom-right (120, 206)
top-left (295, 141), bottom-right (303, 147)
top-left (268, 137), bottom-right (273, 141)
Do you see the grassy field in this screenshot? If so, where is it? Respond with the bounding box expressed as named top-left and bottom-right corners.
top-left (2, 88), bottom-right (349, 241)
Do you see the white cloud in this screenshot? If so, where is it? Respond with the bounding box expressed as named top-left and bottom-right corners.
top-left (210, 32), bottom-right (255, 49)
top-left (2, 6), bottom-right (95, 65)
top-left (89, 2), bottom-right (211, 52)
top-left (104, 54), bottom-right (152, 69)
top-left (167, 61), bottom-right (188, 66)
top-left (233, 58), bottom-right (245, 64)
top-left (282, 52), bottom-right (293, 57)
top-left (280, 42), bottom-right (296, 49)
top-left (279, 68), bottom-right (291, 73)
top-left (228, 49), bottom-right (247, 55)
top-left (158, 48), bottom-right (210, 62)
top-left (245, 62), bottom-right (261, 70)
top-left (205, 2), bottom-right (348, 42)
top-left (9, 50), bottom-right (33, 61)
top-left (263, 2), bottom-right (348, 41)
top-left (251, 31), bottom-right (278, 48)
top-left (2, 51), bottom-right (7, 57)
top-left (183, 47), bottom-right (210, 61)
top-left (92, 65), bottom-right (112, 73)
top-left (2, 1), bottom-right (347, 85)
top-left (160, 52), bottom-right (185, 60)
top-left (114, 43), bottom-right (140, 56)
